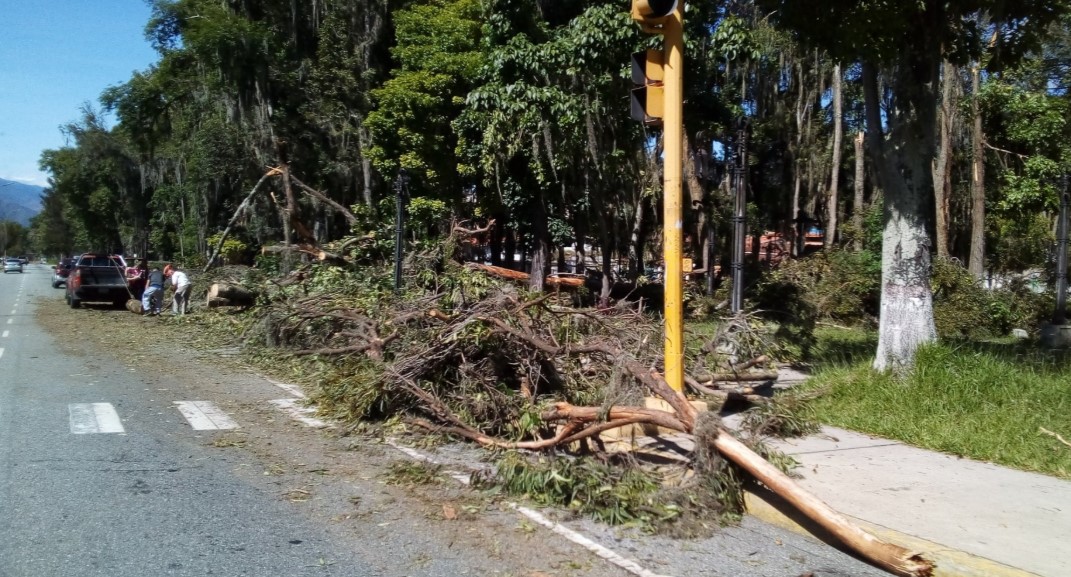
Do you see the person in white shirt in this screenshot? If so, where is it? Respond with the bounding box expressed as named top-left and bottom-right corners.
top-left (164, 264), bottom-right (192, 315)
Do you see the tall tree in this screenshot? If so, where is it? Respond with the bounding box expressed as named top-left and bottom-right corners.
top-left (761, 0), bottom-right (1071, 371)
top-left (825, 63), bottom-right (843, 248)
top-left (932, 60), bottom-right (957, 259)
top-left (968, 64), bottom-right (987, 277)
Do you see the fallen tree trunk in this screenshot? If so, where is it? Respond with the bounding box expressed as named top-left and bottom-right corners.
top-left (467, 262), bottom-right (529, 282)
top-left (706, 425), bottom-right (933, 577)
top-left (469, 263), bottom-right (585, 291)
top-left (545, 275), bottom-right (585, 289)
top-left (207, 283), bottom-right (257, 307)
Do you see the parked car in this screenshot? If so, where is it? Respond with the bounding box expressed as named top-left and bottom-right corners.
top-left (4, 258), bottom-right (23, 273)
top-left (65, 254), bottom-right (130, 308)
top-left (52, 258), bottom-right (75, 288)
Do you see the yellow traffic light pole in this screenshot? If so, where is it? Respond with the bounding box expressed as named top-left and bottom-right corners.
top-left (630, 0), bottom-right (684, 393)
top-left (662, 4), bottom-right (684, 393)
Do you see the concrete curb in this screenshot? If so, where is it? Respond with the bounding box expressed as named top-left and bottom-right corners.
top-left (743, 488), bottom-right (1042, 577)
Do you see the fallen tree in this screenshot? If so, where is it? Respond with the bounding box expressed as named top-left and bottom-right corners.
top-left (223, 256), bottom-right (932, 576)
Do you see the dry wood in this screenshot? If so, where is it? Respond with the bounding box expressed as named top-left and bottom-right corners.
top-left (289, 175), bottom-right (359, 226)
top-left (479, 315), bottom-right (697, 431)
top-left (452, 219), bottom-right (496, 239)
top-left (697, 371), bottom-right (779, 384)
top-left (316, 249), bottom-right (353, 268)
top-left (1040, 427), bottom-right (1071, 449)
top-left (291, 331), bottom-right (397, 359)
top-left (686, 375), bottom-right (769, 402)
top-left (338, 233), bottom-right (376, 255)
top-left (545, 275), bottom-right (585, 289)
top-left (409, 416), bottom-right (586, 450)
top-left (467, 262), bottom-right (585, 291)
top-left (467, 262), bottom-right (529, 282)
top-left (708, 428), bottom-right (933, 577)
top-left (204, 168), bottom-right (281, 273)
top-left (541, 402), bottom-right (689, 434)
top-left (731, 355), bottom-right (769, 372)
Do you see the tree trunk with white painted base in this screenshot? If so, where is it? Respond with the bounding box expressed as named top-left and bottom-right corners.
top-left (863, 61), bottom-right (938, 373)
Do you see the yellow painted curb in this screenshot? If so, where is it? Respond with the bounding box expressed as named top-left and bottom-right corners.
top-left (744, 490), bottom-right (1042, 577)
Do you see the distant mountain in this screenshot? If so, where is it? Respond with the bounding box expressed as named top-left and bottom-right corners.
top-left (0, 178), bottom-right (43, 226)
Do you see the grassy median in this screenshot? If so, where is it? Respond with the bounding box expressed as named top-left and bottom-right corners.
top-left (807, 328), bottom-right (1071, 479)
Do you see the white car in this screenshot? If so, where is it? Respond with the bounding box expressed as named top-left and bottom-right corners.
top-left (3, 258), bottom-right (23, 273)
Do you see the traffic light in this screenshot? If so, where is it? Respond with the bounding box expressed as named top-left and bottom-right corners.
top-left (631, 49), bottom-right (664, 125)
top-left (631, 0), bottom-right (677, 34)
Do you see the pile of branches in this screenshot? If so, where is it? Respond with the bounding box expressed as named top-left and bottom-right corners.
top-left (249, 265), bottom-right (672, 444)
top-left (230, 251), bottom-right (932, 577)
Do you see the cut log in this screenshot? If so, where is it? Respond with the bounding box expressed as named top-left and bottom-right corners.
top-left (207, 297), bottom-right (234, 308)
top-left (467, 262), bottom-right (530, 282)
top-left (706, 425), bottom-right (933, 577)
top-left (206, 283), bottom-right (257, 307)
top-left (467, 263), bottom-right (585, 291)
top-left (545, 275), bottom-right (585, 289)
top-left (316, 249), bottom-right (353, 268)
top-left (125, 299), bottom-right (143, 314)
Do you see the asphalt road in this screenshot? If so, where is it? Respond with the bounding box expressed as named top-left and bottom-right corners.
top-left (0, 264), bottom-right (391, 576)
top-left (0, 263), bottom-right (889, 577)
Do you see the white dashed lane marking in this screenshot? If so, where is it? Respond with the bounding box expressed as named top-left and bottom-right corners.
top-left (174, 401), bottom-right (239, 430)
top-left (69, 403), bottom-right (125, 434)
top-left (2, 330), bottom-right (8, 338)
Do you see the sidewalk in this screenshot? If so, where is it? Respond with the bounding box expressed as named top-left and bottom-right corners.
top-left (725, 422), bottom-right (1071, 577)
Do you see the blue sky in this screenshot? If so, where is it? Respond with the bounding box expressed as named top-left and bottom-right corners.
top-left (0, 1), bottom-right (159, 186)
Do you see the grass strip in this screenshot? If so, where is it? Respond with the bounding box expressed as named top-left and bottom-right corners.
top-left (809, 330), bottom-right (1071, 479)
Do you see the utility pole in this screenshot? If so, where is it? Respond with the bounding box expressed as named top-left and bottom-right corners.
top-left (631, 0), bottom-right (684, 392)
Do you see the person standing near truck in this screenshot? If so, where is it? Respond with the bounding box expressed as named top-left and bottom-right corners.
top-left (141, 265), bottom-right (165, 315)
top-left (128, 258), bottom-right (149, 299)
top-left (164, 264), bottom-right (191, 315)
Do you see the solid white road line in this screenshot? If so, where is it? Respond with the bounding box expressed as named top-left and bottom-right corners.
top-left (383, 439), bottom-right (672, 577)
top-left (267, 379), bottom-right (306, 399)
top-left (174, 401), bottom-right (239, 430)
top-left (69, 403), bottom-right (125, 434)
top-left (269, 398), bottom-right (329, 428)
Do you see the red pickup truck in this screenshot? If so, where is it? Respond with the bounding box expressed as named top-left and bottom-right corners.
top-left (65, 254), bottom-right (132, 308)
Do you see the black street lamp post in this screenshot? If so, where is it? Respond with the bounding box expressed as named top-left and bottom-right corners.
top-left (394, 169), bottom-right (410, 294)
